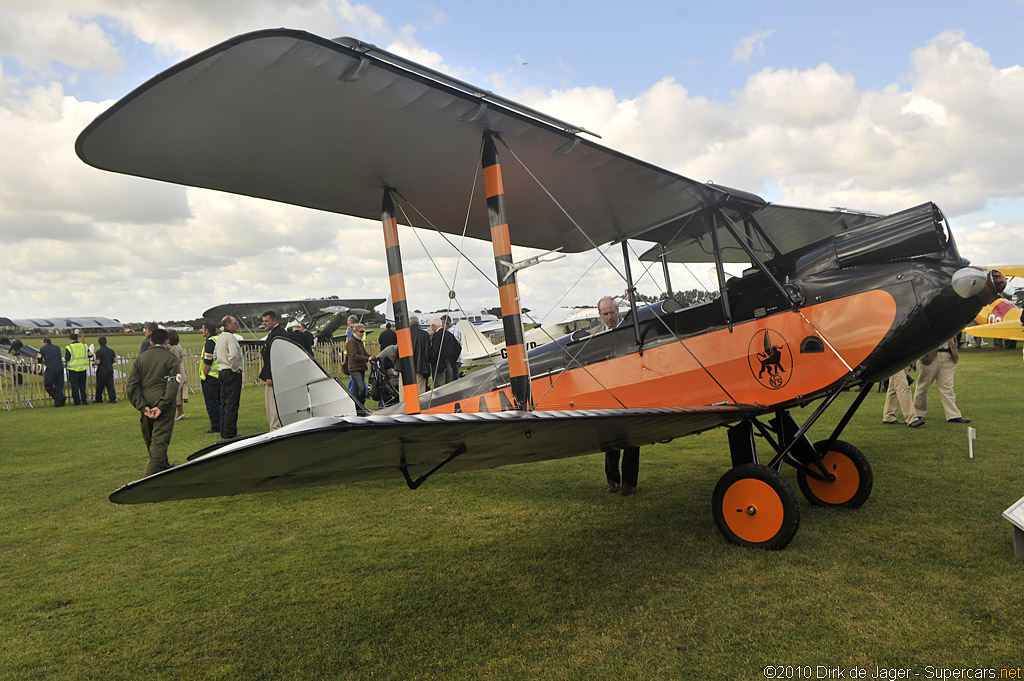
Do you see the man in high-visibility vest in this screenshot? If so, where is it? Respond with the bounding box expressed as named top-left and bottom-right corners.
top-left (199, 322), bottom-right (221, 434)
top-left (64, 333), bottom-right (90, 405)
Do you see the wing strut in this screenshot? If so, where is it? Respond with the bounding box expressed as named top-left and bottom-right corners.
top-left (660, 244), bottom-right (674, 298)
top-left (400, 443), bottom-right (467, 490)
top-left (709, 212), bottom-right (734, 330)
top-left (715, 208), bottom-right (797, 309)
top-left (482, 133), bottom-right (531, 410)
top-left (621, 240), bottom-right (644, 354)
top-left (381, 189), bottom-right (422, 414)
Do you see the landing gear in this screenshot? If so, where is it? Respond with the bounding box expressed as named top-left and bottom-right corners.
top-left (712, 464), bottom-right (800, 550)
top-left (797, 440), bottom-right (872, 508)
top-left (714, 384), bottom-right (875, 549)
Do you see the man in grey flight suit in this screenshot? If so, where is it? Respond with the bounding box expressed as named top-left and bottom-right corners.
top-left (126, 328), bottom-right (182, 476)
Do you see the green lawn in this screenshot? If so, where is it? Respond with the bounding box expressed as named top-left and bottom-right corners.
top-left (1, 348), bottom-right (1022, 680)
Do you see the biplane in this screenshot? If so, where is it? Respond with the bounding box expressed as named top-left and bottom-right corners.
top-left (203, 297), bottom-right (385, 344)
top-left (76, 29), bottom-right (1006, 549)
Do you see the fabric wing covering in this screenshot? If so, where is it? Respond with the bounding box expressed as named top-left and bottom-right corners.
top-left (77, 28), bottom-right (751, 253)
top-left (109, 405), bottom-right (759, 504)
top-left (636, 203), bottom-right (881, 264)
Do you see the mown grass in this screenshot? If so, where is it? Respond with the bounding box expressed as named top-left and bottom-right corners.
top-left (1, 348), bottom-right (1022, 680)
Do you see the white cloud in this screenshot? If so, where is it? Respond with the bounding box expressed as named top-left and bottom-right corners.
top-left (733, 29), bottom-right (776, 63)
top-left (3, 12), bottom-right (1024, 321)
top-left (0, 3), bottom-right (123, 74)
top-left (531, 31), bottom-right (1024, 222)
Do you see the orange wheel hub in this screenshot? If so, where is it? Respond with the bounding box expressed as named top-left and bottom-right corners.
top-left (721, 478), bottom-right (784, 543)
top-left (805, 451), bottom-right (860, 505)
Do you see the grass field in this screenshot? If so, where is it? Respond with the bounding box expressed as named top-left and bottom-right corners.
top-left (1, 348), bottom-right (1022, 680)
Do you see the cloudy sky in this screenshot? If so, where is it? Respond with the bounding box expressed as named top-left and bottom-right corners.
top-left (2, 0), bottom-right (1023, 324)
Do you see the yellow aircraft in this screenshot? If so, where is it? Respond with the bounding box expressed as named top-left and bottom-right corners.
top-left (965, 265), bottom-right (1024, 343)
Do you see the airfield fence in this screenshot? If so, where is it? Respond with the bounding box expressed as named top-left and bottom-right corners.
top-left (0, 341), bottom-right (363, 411)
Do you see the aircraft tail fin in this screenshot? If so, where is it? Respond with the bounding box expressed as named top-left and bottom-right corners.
top-left (270, 338), bottom-right (359, 424)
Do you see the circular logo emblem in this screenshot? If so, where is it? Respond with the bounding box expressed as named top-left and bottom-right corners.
top-left (747, 329), bottom-right (792, 390)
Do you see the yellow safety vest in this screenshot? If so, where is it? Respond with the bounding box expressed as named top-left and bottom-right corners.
top-left (202, 334), bottom-right (221, 380)
top-left (66, 342), bottom-right (89, 372)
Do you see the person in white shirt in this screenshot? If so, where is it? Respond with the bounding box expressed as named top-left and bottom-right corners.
top-left (214, 315), bottom-right (244, 438)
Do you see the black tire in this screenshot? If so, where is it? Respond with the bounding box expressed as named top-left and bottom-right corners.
top-left (797, 440), bottom-right (873, 508)
top-left (712, 464), bottom-right (800, 550)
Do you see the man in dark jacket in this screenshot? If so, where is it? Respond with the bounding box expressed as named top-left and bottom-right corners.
top-left (378, 322), bottom-right (397, 350)
top-left (38, 337), bottom-right (66, 407)
top-left (93, 336), bottom-right (118, 403)
top-left (288, 318), bottom-right (315, 356)
top-left (126, 328), bottom-right (181, 475)
top-left (260, 310), bottom-right (288, 430)
top-left (408, 315), bottom-right (431, 393)
top-left (429, 318), bottom-right (461, 388)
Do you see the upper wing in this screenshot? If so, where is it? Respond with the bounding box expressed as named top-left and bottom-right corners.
top-left (991, 265), bottom-right (1024, 278)
top-left (109, 404), bottom-right (760, 504)
top-left (76, 28), bottom-right (756, 253)
top-left (202, 298), bottom-right (385, 322)
top-left (637, 203), bottom-right (879, 264)
top-left (1, 316), bottom-right (121, 329)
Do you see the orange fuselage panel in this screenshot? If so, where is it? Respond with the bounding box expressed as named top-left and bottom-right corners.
top-left (420, 290), bottom-right (897, 415)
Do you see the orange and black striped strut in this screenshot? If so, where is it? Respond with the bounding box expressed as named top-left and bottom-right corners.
top-left (380, 188), bottom-right (421, 414)
top-left (482, 133), bottom-right (532, 410)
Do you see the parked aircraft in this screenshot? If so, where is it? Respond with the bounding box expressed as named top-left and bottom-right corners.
top-left (382, 296), bottom-right (501, 331)
top-left (0, 316), bottom-right (121, 330)
top-left (78, 29), bottom-right (1004, 549)
top-left (460, 307), bottom-right (610, 367)
top-left (1, 337), bottom-right (42, 379)
top-left (203, 298), bottom-right (384, 343)
top-left (961, 266), bottom-right (1024, 345)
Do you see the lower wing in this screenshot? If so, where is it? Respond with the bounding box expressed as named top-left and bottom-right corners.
top-left (965, 319), bottom-right (1024, 341)
top-left (109, 405), bottom-right (760, 504)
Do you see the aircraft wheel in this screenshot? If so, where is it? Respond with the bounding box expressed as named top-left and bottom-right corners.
top-left (712, 464), bottom-right (800, 550)
top-left (797, 440), bottom-right (873, 508)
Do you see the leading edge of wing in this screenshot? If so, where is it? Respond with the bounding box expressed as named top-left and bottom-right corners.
top-left (109, 404), bottom-right (761, 504)
top-left (202, 298), bottom-right (385, 321)
top-left (75, 28), bottom-right (741, 253)
top-left (965, 319), bottom-right (1024, 341)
